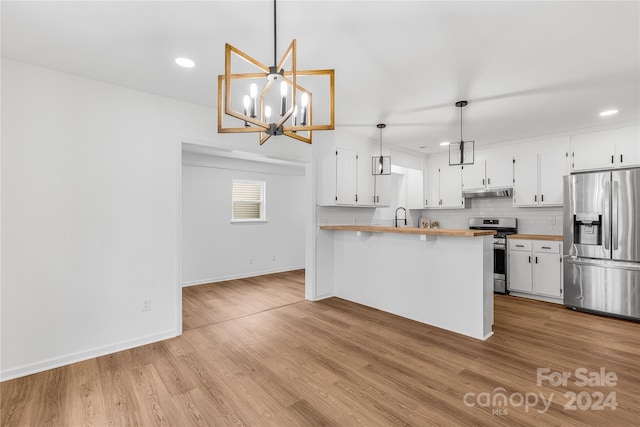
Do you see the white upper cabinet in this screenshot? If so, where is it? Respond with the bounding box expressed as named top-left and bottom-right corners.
top-left (425, 155), bottom-right (464, 209)
top-left (539, 150), bottom-right (567, 206)
top-left (461, 160), bottom-right (486, 191)
top-left (462, 151), bottom-right (513, 191)
top-left (439, 162), bottom-right (464, 209)
top-left (485, 151), bottom-right (515, 188)
top-left (571, 125), bottom-right (640, 171)
top-left (405, 168), bottom-right (425, 209)
top-left (336, 147), bottom-right (358, 205)
top-left (317, 144), bottom-right (390, 207)
top-left (425, 159), bottom-right (440, 208)
top-left (355, 151), bottom-right (375, 206)
top-left (513, 137), bottom-right (568, 207)
top-left (513, 153), bottom-right (539, 207)
top-left (374, 174), bottom-right (391, 207)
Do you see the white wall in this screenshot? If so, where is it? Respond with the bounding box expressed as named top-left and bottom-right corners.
top-left (0, 60), bottom-right (311, 380)
top-left (181, 152), bottom-right (305, 285)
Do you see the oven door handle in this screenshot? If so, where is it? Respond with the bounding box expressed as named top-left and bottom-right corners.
top-left (494, 244), bottom-right (506, 250)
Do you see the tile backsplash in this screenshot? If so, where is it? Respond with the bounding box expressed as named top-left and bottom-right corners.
top-left (421, 197), bottom-right (563, 235)
top-left (316, 197), bottom-right (564, 236)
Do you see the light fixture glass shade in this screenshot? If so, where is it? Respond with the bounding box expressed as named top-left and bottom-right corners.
top-left (372, 156), bottom-right (392, 175)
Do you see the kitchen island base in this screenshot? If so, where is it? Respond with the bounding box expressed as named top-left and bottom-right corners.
top-left (318, 227), bottom-right (494, 340)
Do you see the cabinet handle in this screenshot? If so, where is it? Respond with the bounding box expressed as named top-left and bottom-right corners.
top-left (488, 178), bottom-right (491, 185)
top-left (528, 256), bottom-right (531, 263)
top-left (541, 194), bottom-right (544, 202)
top-left (621, 154), bottom-right (623, 163)
top-left (355, 195), bottom-right (358, 202)
top-left (542, 246), bottom-right (551, 249)
top-left (535, 256), bottom-right (538, 264)
top-left (611, 155), bottom-right (614, 164)
top-left (534, 195), bottom-right (537, 202)
top-left (516, 244), bottom-right (525, 248)
top-left (482, 178), bottom-right (485, 185)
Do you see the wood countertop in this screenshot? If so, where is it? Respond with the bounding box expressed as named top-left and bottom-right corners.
top-left (319, 225), bottom-right (496, 237)
top-left (507, 234), bottom-right (563, 241)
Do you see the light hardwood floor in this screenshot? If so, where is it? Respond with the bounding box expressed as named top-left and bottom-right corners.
top-left (2, 270), bottom-right (639, 426)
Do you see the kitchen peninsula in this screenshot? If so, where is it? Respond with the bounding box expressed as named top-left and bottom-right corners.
top-left (317, 226), bottom-right (495, 340)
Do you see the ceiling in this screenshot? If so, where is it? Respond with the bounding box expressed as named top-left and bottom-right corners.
top-left (2, 1), bottom-right (639, 154)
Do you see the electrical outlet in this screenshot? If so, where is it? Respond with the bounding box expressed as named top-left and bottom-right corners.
top-left (250, 258), bottom-right (253, 264)
top-left (272, 255), bottom-right (276, 261)
top-left (550, 217), bottom-right (556, 225)
top-left (143, 298), bottom-right (151, 312)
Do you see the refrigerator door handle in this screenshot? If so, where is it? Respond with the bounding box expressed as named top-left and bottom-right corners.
top-left (564, 256), bottom-right (640, 271)
top-left (603, 180), bottom-right (611, 251)
top-left (612, 180), bottom-right (619, 251)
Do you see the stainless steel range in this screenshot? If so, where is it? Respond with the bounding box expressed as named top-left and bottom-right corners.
top-left (469, 217), bottom-right (518, 294)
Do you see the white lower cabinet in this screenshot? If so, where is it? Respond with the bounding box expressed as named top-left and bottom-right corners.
top-left (508, 239), bottom-right (563, 301)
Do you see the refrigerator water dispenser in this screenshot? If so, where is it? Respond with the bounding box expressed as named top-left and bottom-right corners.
top-left (573, 213), bottom-right (602, 246)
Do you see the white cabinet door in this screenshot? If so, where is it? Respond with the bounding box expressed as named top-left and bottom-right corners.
top-left (406, 168), bottom-right (424, 209)
top-left (462, 161), bottom-right (485, 191)
top-left (425, 159), bottom-right (441, 208)
top-left (374, 174), bottom-right (391, 206)
top-left (356, 152), bottom-right (375, 206)
top-left (533, 253), bottom-right (562, 297)
top-left (614, 126), bottom-right (640, 167)
top-left (571, 126), bottom-right (640, 171)
top-left (539, 150), bottom-right (567, 206)
top-left (509, 250), bottom-right (533, 293)
top-left (571, 133), bottom-right (613, 171)
top-left (513, 153), bottom-right (538, 207)
top-left (486, 152), bottom-right (514, 188)
top-left (336, 148), bottom-right (357, 205)
top-left (440, 165), bottom-right (464, 208)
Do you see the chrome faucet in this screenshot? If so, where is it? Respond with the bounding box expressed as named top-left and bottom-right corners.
top-left (394, 207), bottom-right (407, 227)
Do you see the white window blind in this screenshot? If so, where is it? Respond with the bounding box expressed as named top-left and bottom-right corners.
top-left (232, 180), bottom-right (265, 221)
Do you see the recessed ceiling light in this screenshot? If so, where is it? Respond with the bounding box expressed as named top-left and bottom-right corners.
top-left (175, 57), bottom-right (195, 68)
top-left (419, 145), bottom-right (427, 149)
top-left (599, 109), bottom-right (618, 117)
top-left (440, 141), bottom-right (450, 146)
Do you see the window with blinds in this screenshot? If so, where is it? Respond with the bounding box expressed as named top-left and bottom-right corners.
top-left (232, 180), bottom-right (266, 221)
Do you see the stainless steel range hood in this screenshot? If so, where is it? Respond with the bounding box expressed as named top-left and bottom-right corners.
top-left (463, 188), bottom-right (513, 198)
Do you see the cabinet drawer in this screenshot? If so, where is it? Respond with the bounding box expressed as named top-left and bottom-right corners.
top-left (509, 240), bottom-right (532, 251)
top-left (533, 241), bottom-right (560, 254)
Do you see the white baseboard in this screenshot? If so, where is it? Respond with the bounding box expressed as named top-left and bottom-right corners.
top-left (1, 329), bottom-right (177, 382)
top-left (181, 265), bottom-right (305, 288)
top-left (311, 292), bottom-right (334, 301)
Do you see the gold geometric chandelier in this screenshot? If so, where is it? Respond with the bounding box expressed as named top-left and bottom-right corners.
top-left (217, 0), bottom-right (335, 145)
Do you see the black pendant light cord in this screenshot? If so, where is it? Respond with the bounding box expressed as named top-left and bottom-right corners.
top-left (460, 106), bottom-right (463, 142)
top-left (273, 0), bottom-right (277, 67)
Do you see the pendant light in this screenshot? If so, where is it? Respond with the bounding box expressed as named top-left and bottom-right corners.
top-left (217, 0), bottom-right (335, 145)
top-left (449, 100), bottom-right (475, 166)
top-left (372, 124), bottom-right (391, 175)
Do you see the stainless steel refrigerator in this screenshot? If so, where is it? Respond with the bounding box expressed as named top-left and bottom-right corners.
top-left (563, 168), bottom-right (640, 320)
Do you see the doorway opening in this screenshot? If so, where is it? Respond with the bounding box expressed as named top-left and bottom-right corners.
top-left (177, 142), bottom-right (310, 333)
